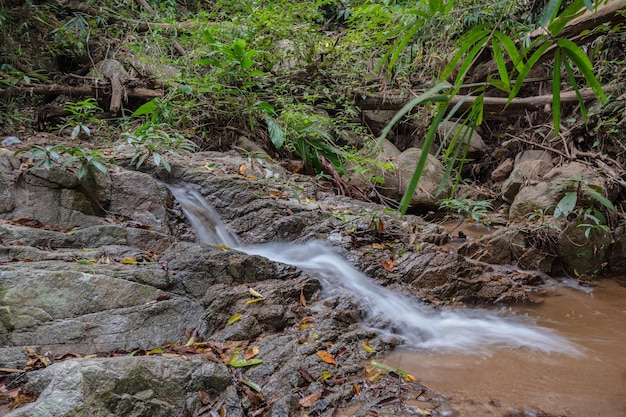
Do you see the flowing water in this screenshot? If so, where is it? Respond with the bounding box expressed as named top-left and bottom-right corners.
top-left (169, 184), bottom-right (577, 353)
top-left (385, 280), bottom-right (626, 417)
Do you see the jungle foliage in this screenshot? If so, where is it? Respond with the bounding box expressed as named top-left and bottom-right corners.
top-left (0, 0), bottom-right (624, 217)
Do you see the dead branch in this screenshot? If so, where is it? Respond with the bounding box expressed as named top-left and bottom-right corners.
top-left (0, 83), bottom-right (163, 101)
top-left (356, 87), bottom-right (605, 114)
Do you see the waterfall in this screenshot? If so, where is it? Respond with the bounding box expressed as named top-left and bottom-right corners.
top-left (169, 184), bottom-right (578, 354)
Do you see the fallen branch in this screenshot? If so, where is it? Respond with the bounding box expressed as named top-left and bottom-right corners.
top-left (0, 83), bottom-right (163, 100)
top-left (356, 87), bottom-right (604, 114)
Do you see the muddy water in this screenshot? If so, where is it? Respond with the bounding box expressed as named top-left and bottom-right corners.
top-left (385, 279), bottom-right (626, 417)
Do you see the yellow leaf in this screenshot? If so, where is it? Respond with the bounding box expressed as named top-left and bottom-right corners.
top-left (371, 243), bottom-right (385, 249)
top-left (120, 257), bottom-right (138, 264)
top-left (405, 374), bottom-right (417, 382)
top-left (185, 336), bottom-right (196, 346)
top-left (248, 287), bottom-right (264, 298)
top-left (362, 341), bottom-right (376, 353)
top-left (320, 370), bottom-right (331, 381)
top-left (147, 348), bottom-right (163, 355)
top-left (245, 298), bottom-right (265, 305)
top-left (239, 164), bottom-right (247, 175)
top-left (227, 313), bottom-right (243, 325)
top-left (215, 244), bottom-right (231, 251)
top-left (316, 350), bottom-right (336, 365)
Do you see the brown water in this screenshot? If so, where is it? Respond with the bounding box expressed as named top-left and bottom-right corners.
top-left (385, 279), bottom-right (626, 417)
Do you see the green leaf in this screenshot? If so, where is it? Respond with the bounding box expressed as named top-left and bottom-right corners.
top-left (132, 100), bottom-right (158, 117)
top-left (508, 40), bottom-right (552, 104)
top-left (454, 36), bottom-right (489, 86)
top-left (558, 39), bottom-right (606, 102)
top-left (440, 26), bottom-right (490, 81)
top-left (229, 358), bottom-right (263, 368)
top-left (266, 117), bottom-right (285, 149)
top-left (539, 0), bottom-right (561, 27)
top-left (71, 125), bottom-right (81, 140)
top-left (585, 188), bottom-right (614, 211)
top-left (554, 192), bottom-right (577, 219)
top-left (399, 102), bottom-right (448, 214)
top-left (492, 38), bottom-right (510, 92)
top-left (553, 48), bottom-right (562, 135)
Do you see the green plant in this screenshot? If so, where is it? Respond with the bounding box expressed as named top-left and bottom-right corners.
top-left (378, 0), bottom-right (607, 214)
top-left (267, 104), bottom-right (345, 175)
top-left (119, 124), bottom-right (197, 172)
top-left (554, 176), bottom-right (615, 238)
top-left (439, 198), bottom-right (493, 223)
top-left (15, 144), bottom-right (110, 180)
top-left (60, 98), bottom-right (104, 140)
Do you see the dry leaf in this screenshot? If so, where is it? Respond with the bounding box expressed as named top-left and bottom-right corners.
top-left (362, 340), bottom-right (376, 353)
top-left (239, 164), bottom-right (247, 175)
top-left (300, 288), bottom-right (307, 307)
top-left (198, 390), bottom-right (211, 405)
top-left (316, 350), bottom-right (336, 365)
top-left (248, 287), bottom-right (264, 298)
top-left (380, 259), bottom-right (395, 271)
top-left (298, 390), bottom-right (322, 408)
top-left (371, 243), bottom-right (385, 249)
top-left (244, 345), bottom-right (260, 360)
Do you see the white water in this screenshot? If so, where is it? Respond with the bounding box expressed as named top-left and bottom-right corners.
top-left (170, 184), bottom-right (578, 354)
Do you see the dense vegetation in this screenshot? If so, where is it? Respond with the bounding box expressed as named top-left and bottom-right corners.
top-left (1, 0), bottom-right (625, 228)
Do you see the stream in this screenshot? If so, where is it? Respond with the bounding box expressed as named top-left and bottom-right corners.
top-left (385, 279), bottom-right (626, 417)
top-left (168, 184), bottom-right (626, 415)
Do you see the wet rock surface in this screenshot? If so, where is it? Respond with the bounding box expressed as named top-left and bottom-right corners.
top-left (0, 150), bottom-right (604, 416)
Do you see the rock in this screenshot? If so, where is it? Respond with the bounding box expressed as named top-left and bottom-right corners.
top-left (491, 157), bottom-right (514, 181)
top-left (378, 147), bottom-right (451, 210)
top-left (508, 181), bottom-right (556, 221)
top-left (88, 59), bottom-right (130, 79)
top-left (436, 121), bottom-right (487, 155)
top-left (347, 138), bottom-right (400, 193)
top-left (502, 159), bottom-right (553, 203)
top-left (109, 171), bottom-right (172, 234)
top-left (362, 110), bottom-right (397, 135)
top-left (515, 149), bottom-right (552, 165)
top-left (1, 136), bottom-right (21, 147)
top-left (7, 356), bottom-right (230, 417)
top-left (557, 221), bottom-right (611, 276)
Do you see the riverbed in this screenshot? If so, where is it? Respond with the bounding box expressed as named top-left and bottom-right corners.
top-left (384, 278), bottom-right (626, 417)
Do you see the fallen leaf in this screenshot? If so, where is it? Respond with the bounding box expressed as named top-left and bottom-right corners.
top-left (198, 390), bottom-right (211, 405)
top-left (380, 259), bottom-right (395, 271)
top-left (320, 370), bottom-right (331, 381)
top-left (244, 345), bottom-right (260, 360)
top-left (298, 390), bottom-right (322, 407)
top-left (353, 382), bottom-right (361, 396)
top-left (371, 243), bottom-right (385, 249)
top-left (248, 287), bottom-right (264, 298)
top-left (228, 358), bottom-right (263, 367)
top-left (245, 298), bottom-right (265, 305)
top-left (239, 164), bottom-right (247, 175)
top-left (119, 257), bottom-right (138, 265)
top-left (362, 340), bottom-right (376, 353)
top-left (316, 350), bottom-right (336, 365)
top-left (300, 288), bottom-right (307, 307)
top-left (241, 379), bottom-right (263, 394)
top-left (227, 313), bottom-right (243, 325)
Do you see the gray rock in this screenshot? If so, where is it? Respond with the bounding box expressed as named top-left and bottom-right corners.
top-left (557, 221), bottom-right (611, 276)
top-left (7, 356), bottom-right (230, 417)
top-left (378, 147), bottom-right (451, 209)
top-left (1, 136), bottom-right (21, 146)
top-left (436, 120), bottom-right (487, 155)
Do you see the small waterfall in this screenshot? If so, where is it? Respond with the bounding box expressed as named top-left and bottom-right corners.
top-left (170, 184), bottom-right (578, 354)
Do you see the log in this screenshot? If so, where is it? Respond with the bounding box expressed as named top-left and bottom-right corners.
top-left (0, 83), bottom-right (163, 100)
top-left (356, 87), bottom-right (603, 115)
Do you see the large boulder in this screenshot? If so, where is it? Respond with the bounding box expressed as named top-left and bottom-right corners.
top-left (378, 147), bottom-right (451, 210)
top-left (8, 356), bottom-right (230, 417)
